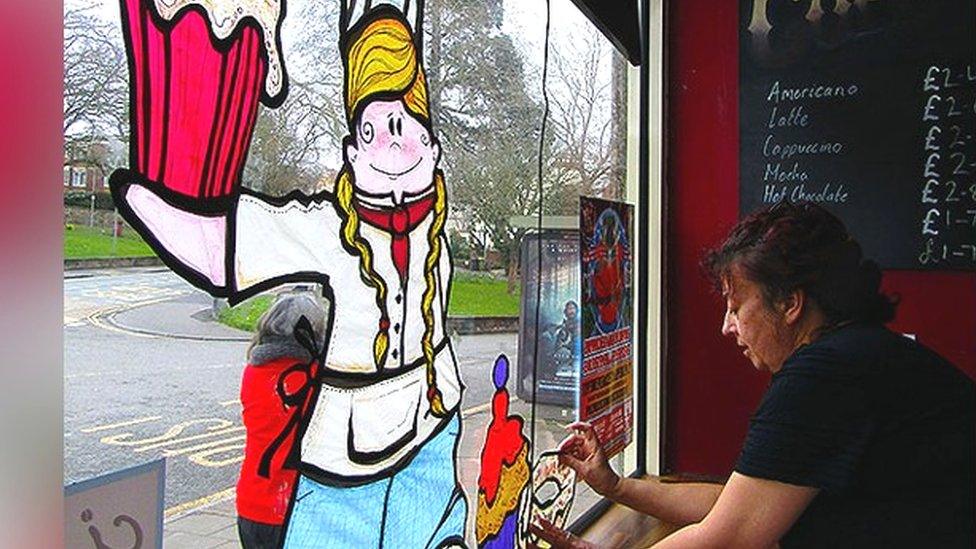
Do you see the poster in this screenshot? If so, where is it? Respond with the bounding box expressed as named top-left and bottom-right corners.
top-left (579, 197), bottom-right (633, 458)
top-left (517, 231), bottom-right (581, 406)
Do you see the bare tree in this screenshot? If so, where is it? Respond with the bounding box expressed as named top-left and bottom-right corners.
top-left (63, 5), bottom-right (130, 185)
top-left (424, 3), bottom-right (629, 293)
top-left (243, 83), bottom-right (339, 196)
top-left (425, 0), bottom-right (553, 292)
top-left (63, 6), bottom-right (128, 143)
top-left (545, 27), bottom-right (619, 213)
top-left (242, 1), bottom-right (346, 195)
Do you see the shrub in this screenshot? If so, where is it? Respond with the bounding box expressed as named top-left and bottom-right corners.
top-left (64, 190), bottom-right (115, 211)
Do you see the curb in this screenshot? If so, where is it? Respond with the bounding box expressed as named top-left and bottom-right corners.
top-left (106, 310), bottom-right (518, 339)
top-left (447, 316), bottom-right (519, 335)
top-left (100, 305), bottom-right (252, 342)
top-left (65, 256), bottom-right (164, 270)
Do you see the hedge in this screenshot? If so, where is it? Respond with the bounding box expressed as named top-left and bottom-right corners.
top-left (64, 190), bottom-right (116, 211)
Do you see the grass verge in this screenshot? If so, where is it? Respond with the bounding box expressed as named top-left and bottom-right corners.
top-left (217, 294), bottom-right (275, 333)
top-left (64, 224), bottom-right (156, 259)
top-left (447, 272), bottom-right (520, 317)
top-left (216, 273), bottom-right (519, 332)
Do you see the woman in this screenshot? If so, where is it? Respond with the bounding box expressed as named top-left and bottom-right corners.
top-left (237, 294), bottom-right (326, 549)
top-left (534, 201), bottom-right (976, 548)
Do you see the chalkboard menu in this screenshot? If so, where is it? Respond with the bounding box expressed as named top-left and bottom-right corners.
top-left (740, 0), bottom-right (976, 270)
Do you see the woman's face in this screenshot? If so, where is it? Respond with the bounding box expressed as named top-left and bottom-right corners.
top-left (720, 266), bottom-right (794, 374)
top-left (345, 99), bottom-right (440, 203)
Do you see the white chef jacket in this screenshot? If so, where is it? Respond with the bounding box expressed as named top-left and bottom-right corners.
top-left (234, 189), bottom-right (463, 481)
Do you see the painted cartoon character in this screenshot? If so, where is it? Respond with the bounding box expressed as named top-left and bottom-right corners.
top-left (110, 1), bottom-right (466, 546)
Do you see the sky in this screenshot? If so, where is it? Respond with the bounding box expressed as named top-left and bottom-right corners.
top-left (70, 0), bottom-right (615, 72)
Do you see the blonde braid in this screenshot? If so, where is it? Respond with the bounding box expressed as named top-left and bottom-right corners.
top-left (421, 172), bottom-right (448, 416)
top-left (336, 170), bottom-right (390, 367)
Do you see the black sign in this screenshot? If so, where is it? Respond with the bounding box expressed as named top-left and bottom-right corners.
top-left (739, 0), bottom-right (976, 270)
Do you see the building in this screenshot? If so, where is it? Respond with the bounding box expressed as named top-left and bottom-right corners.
top-left (63, 140), bottom-right (114, 192)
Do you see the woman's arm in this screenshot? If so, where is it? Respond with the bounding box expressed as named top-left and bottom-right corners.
top-left (558, 422), bottom-right (723, 526)
top-left (652, 473), bottom-right (817, 548)
top-left (605, 476), bottom-right (724, 527)
top-left (538, 425), bottom-right (817, 549)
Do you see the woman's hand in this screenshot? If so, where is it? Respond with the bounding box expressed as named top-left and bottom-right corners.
top-left (557, 422), bottom-right (620, 498)
top-left (528, 517), bottom-right (600, 549)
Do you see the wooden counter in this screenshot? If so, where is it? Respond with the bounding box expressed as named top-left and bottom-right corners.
top-left (579, 502), bottom-right (678, 548)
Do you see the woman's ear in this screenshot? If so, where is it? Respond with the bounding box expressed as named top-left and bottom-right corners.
top-left (343, 135), bottom-right (357, 165)
top-left (782, 289), bottom-right (806, 325)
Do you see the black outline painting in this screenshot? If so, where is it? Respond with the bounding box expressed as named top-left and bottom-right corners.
top-left (109, 0), bottom-right (467, 546)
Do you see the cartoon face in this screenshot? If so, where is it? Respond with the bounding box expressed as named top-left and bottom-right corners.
top-left (345, 99), bottom-right (441, 203)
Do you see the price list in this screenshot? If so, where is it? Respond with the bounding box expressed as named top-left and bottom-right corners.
top-left (740, 0), bottom-right (975, 271)
top-left (918, 63), bottom-right (976, 268)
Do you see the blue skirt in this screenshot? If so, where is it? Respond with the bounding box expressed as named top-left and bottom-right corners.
top-left (283, 414), bottom-right (468, 548)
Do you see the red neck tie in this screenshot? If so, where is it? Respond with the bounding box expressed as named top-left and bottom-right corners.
top-left (354, 196), bottom-right (435, 285)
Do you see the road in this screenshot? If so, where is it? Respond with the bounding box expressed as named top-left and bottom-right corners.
top-left (63, 268), bottom-right (560, 521)
top-left (64, 268), bottom-right (252, 515)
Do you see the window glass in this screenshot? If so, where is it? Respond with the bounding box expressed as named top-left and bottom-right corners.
top-left (63, 0), bottom-right (639, 544)
top-left (495, 0), bottom-right (639, 526)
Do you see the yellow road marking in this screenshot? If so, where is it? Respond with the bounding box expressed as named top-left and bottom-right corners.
top-left (162, 435), bottom-right (247, 457)
top-left (164, 487), bottom-right (236, 521)
top-left (105, 389), bottom-right (509, 523)
top-left (80, 415), bottom-right (163, 433)
top-left (85, 294), bottom-right (183, 338)
top-left (134, 426), bottom-right (244, 452)
top-left (103, 418), bottom-right (234, 447)
top-left (189, 444), bottom-right (246, 467)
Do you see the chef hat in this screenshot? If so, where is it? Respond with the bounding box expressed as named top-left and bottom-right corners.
top-left (341, 0), bottom-right (422, 42)
top-left (342, 7), bottom-right (430, 127)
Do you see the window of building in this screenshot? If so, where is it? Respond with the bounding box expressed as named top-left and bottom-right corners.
top-left (71, 170), bottom-right (87, 188)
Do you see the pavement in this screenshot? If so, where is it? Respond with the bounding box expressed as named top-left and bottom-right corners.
top-left (164, 498), bottom-right (241, 548)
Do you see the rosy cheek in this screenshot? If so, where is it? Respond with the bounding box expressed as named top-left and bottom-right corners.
top-left (372, 131), bottom-right (391, 149)
top-left (401, 138), bottom-right (421, 157)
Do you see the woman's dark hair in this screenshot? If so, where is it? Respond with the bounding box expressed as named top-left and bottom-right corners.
top-left (703, 200), bottom-right (897, 325)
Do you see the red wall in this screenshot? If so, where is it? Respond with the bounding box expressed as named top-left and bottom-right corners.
top-left (664, 0), bottom-right (976, 477)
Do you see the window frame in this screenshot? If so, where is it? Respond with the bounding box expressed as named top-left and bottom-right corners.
top-left (564, 0), bottom-right (665, 534)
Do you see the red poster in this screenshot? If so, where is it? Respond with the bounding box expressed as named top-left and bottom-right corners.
top-left (579, 197), bottom-right (634, 458)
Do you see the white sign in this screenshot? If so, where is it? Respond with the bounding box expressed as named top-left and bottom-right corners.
top-left (64, 459), bottom-right (165, 549)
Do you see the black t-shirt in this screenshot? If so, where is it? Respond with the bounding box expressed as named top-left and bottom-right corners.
top-left (735, 323), bottom-right (976, 548)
